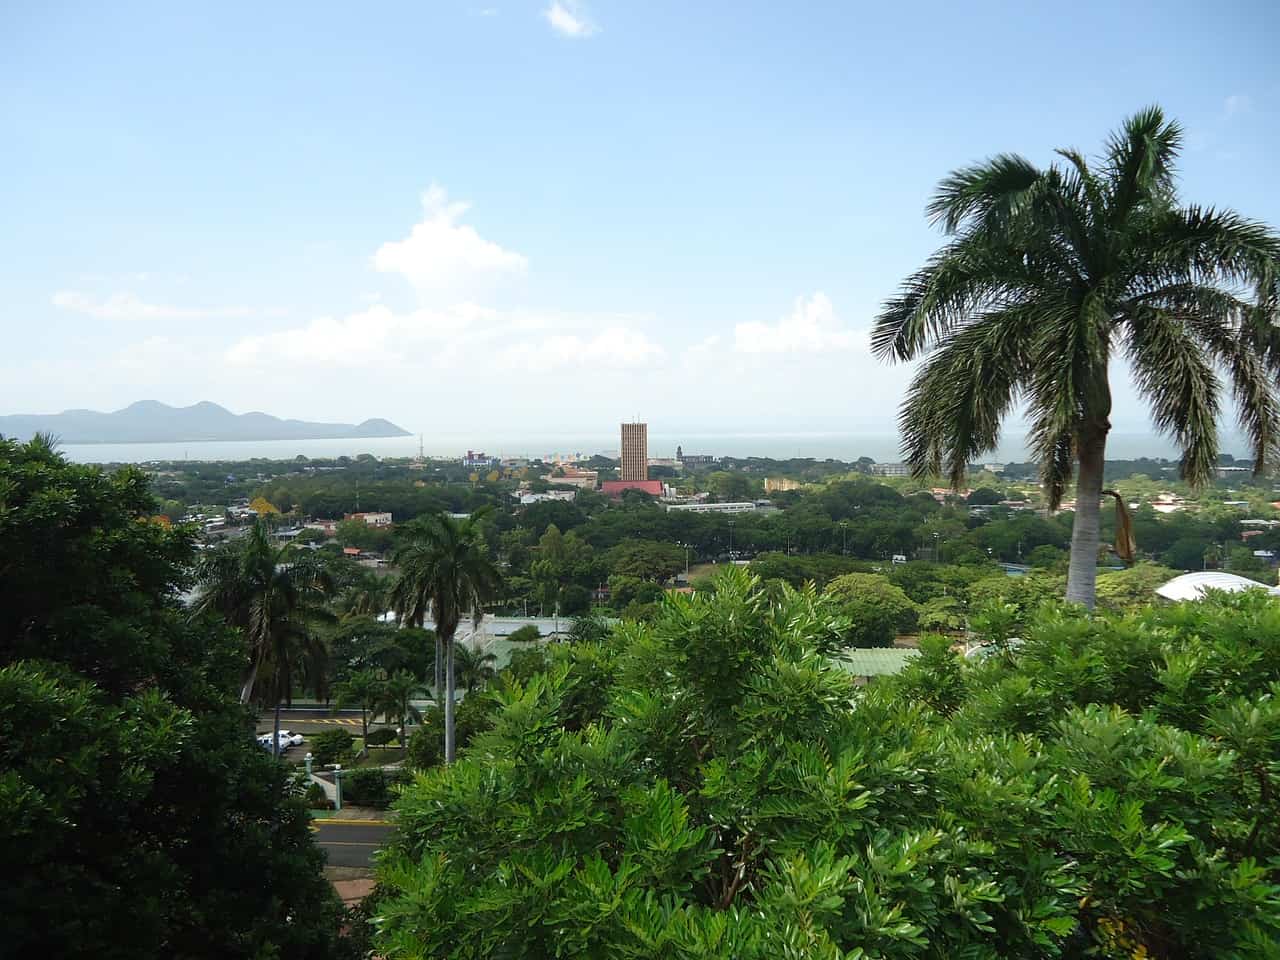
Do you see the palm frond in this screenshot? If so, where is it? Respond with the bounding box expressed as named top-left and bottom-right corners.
top-left (1124, 305), bottom-right (1221, 487)
top-left (926, 153), bottom-right (1043, 234)
top-left (896, 306), bottom-right (1032, 486)
top-left (1105, 105), bottom-right (1181, 218)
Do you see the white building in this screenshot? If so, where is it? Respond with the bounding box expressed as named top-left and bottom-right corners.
top-left (666, 501), bottom-right (758, 514)
top-left (344, 511), bottom-right (393, 527)
top-left (519, 491), bottom-right (578, 505)
top-left (872, 463), bottom-right (911, 477)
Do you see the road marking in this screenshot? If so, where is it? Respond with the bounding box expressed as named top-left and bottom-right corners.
top-left (312, 818), bottom-right (392, 826)
top-left (318, 840), bottom-right (380, 847)
top-left (303, 718), bottom-right (363, 726)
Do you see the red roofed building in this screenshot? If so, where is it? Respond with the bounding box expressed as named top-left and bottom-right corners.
top-left (601, 480), bottom-right (664, 499)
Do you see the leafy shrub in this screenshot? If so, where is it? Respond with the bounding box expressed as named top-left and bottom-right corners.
top-left (310, 728), bottom-right (354, 766)
top-left (342, 767), bottom-right (410, 809)
top-left (365, 727), bottom-right (397, 747)
top-left (405, 693), bottom-right (497, 771)
top-left (559, 584), bottom-right (592, 615)
top-left (824, 572), bottom-right (917, 647)
top-left (507, 624), bottom-right (542, 643)
top-left (303, 781), bottom-right (331, 810)
top-left (375, 569), bottom-right (1280, 959)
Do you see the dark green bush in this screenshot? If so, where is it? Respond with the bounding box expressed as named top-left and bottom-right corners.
top-left (342, 767), bottom-right (410, 809)
top-left (310, 728), bottom-right (354, 766)
top-left (405, 694), bottom-right (497, 770)
top-left (303, 781), bottom-right (331, 810)
top-left (365, 727), bottom-right (397, 747)
top-left (507, 624), bottom-right (542, 643)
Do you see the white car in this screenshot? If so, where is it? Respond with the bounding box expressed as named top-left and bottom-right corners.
top-left (257, 730), bottom-right (305, 752)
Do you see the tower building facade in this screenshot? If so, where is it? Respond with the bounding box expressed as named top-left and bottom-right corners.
top-left (620, 422), bottom-right (648, 482)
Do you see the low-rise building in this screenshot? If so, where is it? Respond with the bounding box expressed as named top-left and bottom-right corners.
top-left (542, 466), bottom-right (598, 489)
top-left (666, 501), bottom-right (758, 514)
top-left (601, 480), bottom-right (665, 499)
top-left (873, 463), bottom-right (911, 477)
top-left (344, 511), bottom-right (393, 527)
top-left (462, 450), bottom-right (500, 468)
top-left (765, 477), bottom-right (801, 493)
top-left (519, 491), bottom-right (578, 505)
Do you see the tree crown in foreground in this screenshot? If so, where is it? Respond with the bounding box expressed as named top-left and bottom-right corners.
top-left (0, 436), bottom-right (350, 959)
top-left (374, 567), bottom-right (1280, 959)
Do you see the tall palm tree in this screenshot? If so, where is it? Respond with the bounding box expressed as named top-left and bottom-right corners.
top-left (872, 108), bottom-right (1280, 607)
top-left (453, 643), bottom-right (498, 692)
top-left (375, 669), bottom-right (423, 749)
top-left (334, 667), bottom-right (382, 749)
top-left (193, 521), bottom-right (335, 755)
top-left (391, 511), bottom-right (501, 762)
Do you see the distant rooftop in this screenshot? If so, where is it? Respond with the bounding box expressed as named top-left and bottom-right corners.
top-left (1155, 571), bottom-right (1280, 602)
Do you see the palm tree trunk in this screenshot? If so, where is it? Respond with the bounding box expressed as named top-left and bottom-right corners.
top-left (434, 632), bottom-right (443, 707)
top-left (444, 637), bottom-right (457, 763)
top-left (361, 705), bottom-right (368, 747)
top-left (273, 698), bottom-right (282, 760)
top-left (239, 659), bottom-right (259, 705)
top-left (1066, 430), bottom-right (1108, 608)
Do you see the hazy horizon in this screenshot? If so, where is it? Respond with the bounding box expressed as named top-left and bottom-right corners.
top-left (4, 2), bottom-right (1277, 437)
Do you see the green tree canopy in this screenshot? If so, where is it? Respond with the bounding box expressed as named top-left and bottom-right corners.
top-left (824, 571), bottom-right (919, 647)
top-left (372, 570), bottom-right (1280, 958)
top-left (0, 436), bottom-right (348, 959)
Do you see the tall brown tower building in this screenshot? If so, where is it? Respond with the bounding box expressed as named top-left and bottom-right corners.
top-left (620, 422), bottom-right (648, 481)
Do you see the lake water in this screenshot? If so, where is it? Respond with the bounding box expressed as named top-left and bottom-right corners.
top-left (57, 430), bottom-right (1203, 465)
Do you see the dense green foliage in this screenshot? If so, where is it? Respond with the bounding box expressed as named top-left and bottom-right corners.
top-left (310, 728), bottom-right (356, 765)
top-left (374, 568), bottom-right (1280, 958)
top-left (0, 437), bottom-right (349, 959)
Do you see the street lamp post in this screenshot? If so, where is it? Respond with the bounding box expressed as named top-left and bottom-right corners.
top-left (728, 520), bottom-right (735, 560)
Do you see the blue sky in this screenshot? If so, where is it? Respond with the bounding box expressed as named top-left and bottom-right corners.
top-left (2, 0), bottom-right (1277, 445)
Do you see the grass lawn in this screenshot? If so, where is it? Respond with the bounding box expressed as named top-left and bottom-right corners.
top-left (342, 744), bottom-right (406, 768)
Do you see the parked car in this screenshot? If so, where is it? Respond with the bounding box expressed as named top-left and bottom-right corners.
top-left (257, 730), bottom-right (305, 752)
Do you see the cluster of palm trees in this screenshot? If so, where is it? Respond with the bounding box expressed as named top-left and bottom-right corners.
top-left (194, 510), bottom-right (501, 763)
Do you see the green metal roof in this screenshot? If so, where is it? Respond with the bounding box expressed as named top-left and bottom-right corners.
top-left (836, 648), bottom-right (919, 676)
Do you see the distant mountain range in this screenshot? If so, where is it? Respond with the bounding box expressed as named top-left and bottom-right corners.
top-left (0, 401), bottom-right (411, 444)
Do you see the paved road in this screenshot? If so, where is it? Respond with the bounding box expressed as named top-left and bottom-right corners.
top-left (311, 819), bottom-right (395, 868)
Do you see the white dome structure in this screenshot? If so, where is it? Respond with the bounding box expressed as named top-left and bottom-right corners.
top-left (1155, 571), bottom-right (1280, 602)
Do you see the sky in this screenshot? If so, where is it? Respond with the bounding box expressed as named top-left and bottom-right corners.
top-left (2, 0), bottom-right (1278, 447)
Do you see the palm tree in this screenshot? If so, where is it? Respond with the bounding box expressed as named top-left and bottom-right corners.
top-left (391, 511), bottom-right (501, 762)
top-left (375, 669), bottom-right (423, 749)
top-left (336, 573), bottom-right (391, 620)
top-left (872, 108), bottom-right (1280, 607)
top-left (193, 521), bottom-right (335, 755)
top-left (453, 643), bottom-right (498, 692)
top-left (335, 668), bottom-right (382, 749)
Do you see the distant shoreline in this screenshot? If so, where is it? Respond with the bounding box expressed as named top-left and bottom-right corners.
top-left (50, 431), bottom-right (1248, 466)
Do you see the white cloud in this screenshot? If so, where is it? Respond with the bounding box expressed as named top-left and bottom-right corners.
top-left (52, 290), bottom-right (286, 320)
top-left (499, 327), bottom-right (664, 370)
top-left (225, 302), bottom-right (660, 376)
top-left (225, 303), bottom-right (489, 369)
top-left (372, 184), bottom-right (527, 298)
top-left (544, 1), bottom-right (597, 37)
top-left (1224, 94), bottom-right (1252, 116)
top-left (733, 293), bottom-right (864, 354)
